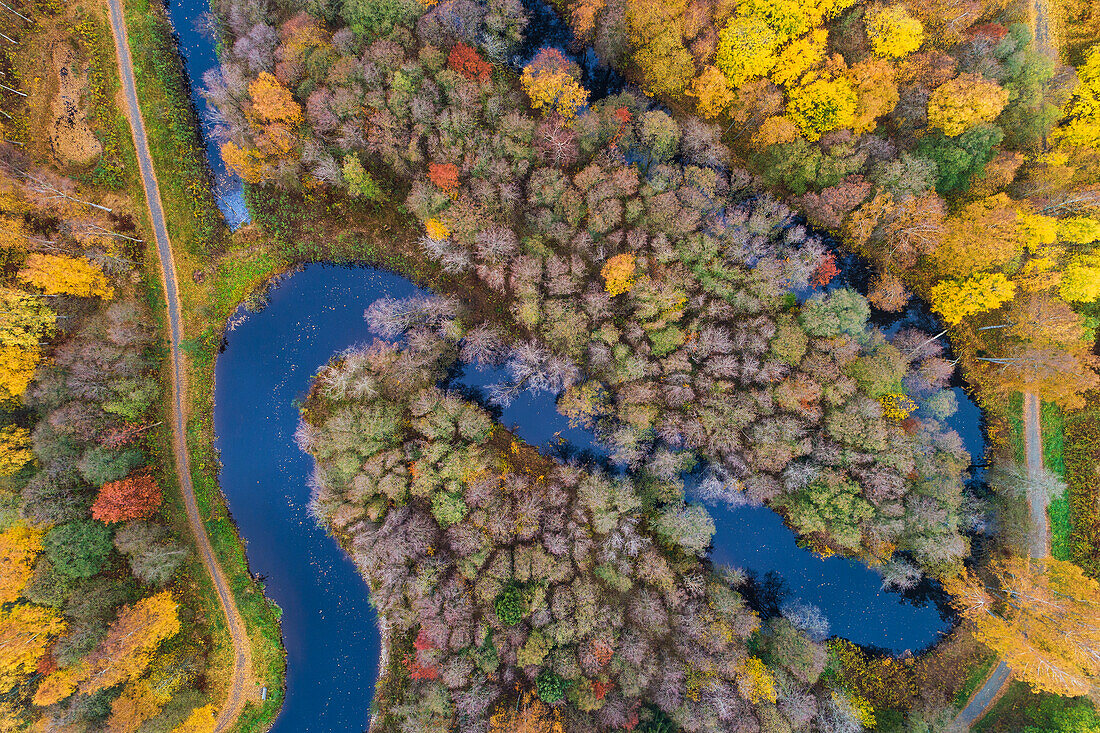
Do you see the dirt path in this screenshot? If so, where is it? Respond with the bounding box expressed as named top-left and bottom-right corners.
top-left (106, 1), bottom-right (254, 729)
top-left (953, 392), bottom-right (1048, 728)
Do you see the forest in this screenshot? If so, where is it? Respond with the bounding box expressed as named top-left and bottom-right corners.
top-left (301, 328), bottom-right (875, 732)
top-left (0, 0), bottom-right (253, 729)
top-left (0, 150), bottom-right (221, 729)
top-left (194, 0), bottom-right (1100, 727)
top-left (0, 0), bottom-right (1097, 724)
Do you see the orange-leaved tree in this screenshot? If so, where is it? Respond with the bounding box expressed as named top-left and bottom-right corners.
top-left (945, 557), bottom-right (1100, 696)
top-left (428, 162), bottom-right (460, 194)
top-left (448, 42), bottom-right (492, 83)
top-left (601, 254), bottom-right (636, 296)
top-left (33, 666), bottom-right (82, 707)
top-left (689, 66), bottom-right (736, 119)
top-left (91, 472), bottom-right (163, 522)
top-left (107, 679), bottom-right (170, 733)
top-left (248, 71), bottom-right (302, 125)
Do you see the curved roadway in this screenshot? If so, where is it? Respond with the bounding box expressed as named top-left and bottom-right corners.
top-left (106, 1), bottom-right (253, 729)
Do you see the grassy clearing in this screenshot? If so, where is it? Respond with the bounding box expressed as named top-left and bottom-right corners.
top-left (1065, 393), bottom-right (1100, 578)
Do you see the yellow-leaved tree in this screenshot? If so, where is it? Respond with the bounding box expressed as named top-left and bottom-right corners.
top-left (738, 655), bottom-right (778, 704)
top-left (521, 48), bottom-right (589, 120)
top-left (864, 5), bottom-right (924, 58)
top-left (1060, 253), bottom-right (1100, 303)
top-left (1053, 45), bottom-right (1100, 152)
top-left (171, 705), bottom-right (217, 733)
top-left (0, 604), bottom-right (66, 689)
top-left (927, 72), bottom-right (1009, 136)
top-left (0, 425), bottom-right (32, 476)
top-left (0, 524), bottom-right (41, 604)
top-left (76, 591), bottom-right (181, 694)
top-left (930, 272), bottom-right (1016, 324)
top-left (716, 16), bottom-right (781, 87)
top-left (18, 254), bottom-right (113, 299)
top-left (0, 288), bottom-right (56, 402)
top-left (946, 557), bottom-right (1100, 696)
top-left (786, 78), bottom-right (857, 140)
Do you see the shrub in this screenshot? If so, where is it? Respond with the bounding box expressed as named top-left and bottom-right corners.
top-left (78, 447), bottom-right (145, 487)
top-left (494, 582), bottom-right (527, 626)
top-left (45, 521), bottom-right (112, 578)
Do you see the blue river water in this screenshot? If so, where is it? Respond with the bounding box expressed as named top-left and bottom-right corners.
top-left (165, 0), bottom-right (250, 227)
top-left (215, 267), bottom-right (423, 732)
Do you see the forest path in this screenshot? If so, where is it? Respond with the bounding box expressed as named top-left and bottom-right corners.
top-left (953, 392), bottom-right (1048, 728)
top-left (1032, 0), bottom-right (1057, 60)
top-left (106, 0), bottom-right (254, 729)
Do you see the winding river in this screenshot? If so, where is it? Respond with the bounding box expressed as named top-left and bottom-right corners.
top-left (214, 263), bottom-right (981, 732)
top-left (167, 0), bottom-right (985, 727)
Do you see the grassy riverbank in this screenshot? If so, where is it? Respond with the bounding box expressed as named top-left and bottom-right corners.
top-left (108, 0), bottom-right (288, 726)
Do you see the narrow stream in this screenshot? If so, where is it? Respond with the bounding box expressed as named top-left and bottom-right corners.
top-left (165, 0), bottom-right (250, 227)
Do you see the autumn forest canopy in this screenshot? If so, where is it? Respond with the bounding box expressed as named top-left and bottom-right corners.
top-left (2, 0), bottom-right (1100, 725)
top-left (190, 0), bottom-right (1100, 722)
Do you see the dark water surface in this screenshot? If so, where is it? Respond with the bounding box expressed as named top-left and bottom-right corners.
top-left (165, 0), bottom-right (250, 227)
top-left (214, 267), bottom-right (424, 732)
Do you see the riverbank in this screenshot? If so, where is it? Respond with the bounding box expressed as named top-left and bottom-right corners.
top-left (106, 0), bottom-right (287, 727)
